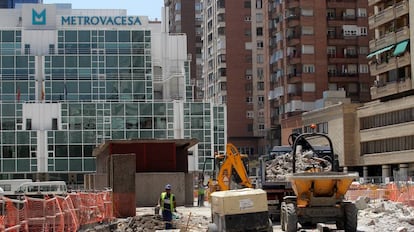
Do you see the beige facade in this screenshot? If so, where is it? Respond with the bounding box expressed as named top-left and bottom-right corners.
top-left (302, 97), bottom-right (361, 168)
top-left (357, 96), bottom-right (414, 171)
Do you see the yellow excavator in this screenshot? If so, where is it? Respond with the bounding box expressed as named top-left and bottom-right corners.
top-left (200, 143), bottom-right (253, 198)
top-left (203, 144), bottom-right (273, 232)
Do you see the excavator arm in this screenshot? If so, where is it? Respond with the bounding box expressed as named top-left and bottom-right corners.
top-left (216, 143), bottom-right (253, 190)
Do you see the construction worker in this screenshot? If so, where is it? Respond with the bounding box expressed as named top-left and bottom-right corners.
top-left (197, 183), bottom-right (205, 207)
top-left (158, 184), bottom-right (176, 229)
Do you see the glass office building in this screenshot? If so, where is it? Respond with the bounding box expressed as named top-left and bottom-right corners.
top-left (0, 4), bottom-right (226, 182)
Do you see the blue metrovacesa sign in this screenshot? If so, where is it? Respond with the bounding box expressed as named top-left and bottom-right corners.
top-left (32, 9), bottom-right (46, 25)
top-left (61, 16), bottom-right (142, 26)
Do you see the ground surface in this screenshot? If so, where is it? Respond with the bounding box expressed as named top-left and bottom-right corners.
top-left (110, 199), bottom-right (414, 232)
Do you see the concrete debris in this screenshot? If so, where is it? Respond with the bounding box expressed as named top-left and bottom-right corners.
top-left (355, 196), bottom-right (370, 210)
top-left (396, 227), bottom-right (408, 232)
top-left (358, 201), bottom-right (414, 232)
top-left (265, 151), bottom-right (332, 182)
top-left (111, 211), bottom-right (209, 232)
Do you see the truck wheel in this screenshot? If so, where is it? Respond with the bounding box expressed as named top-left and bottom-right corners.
top-left (344, 203), bottom-right (358, 232)
top-left (280, 202), bottom-right (286, 231)
top-left (336, 219), bottom-right (344, 230)
top-left (286, 203), bottom-right (297, 232)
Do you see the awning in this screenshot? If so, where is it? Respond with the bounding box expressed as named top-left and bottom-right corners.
top-left (393, 40), bottom-right (409, 56)
top-left (366, 45), bottom-right (394, 59)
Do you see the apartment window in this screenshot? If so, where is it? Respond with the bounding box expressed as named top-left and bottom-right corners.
top-left (359, 27), bottom-right (368, 36)
top-left (303, 64), bottom-right (315, 73)
top-left (257, 40), bottom-right (264, 48)
top-left (359, 64), bottom-right (369, 73)
top-left (327, 46), bottom-right (336, 57)
top-left (343, 26), bottom-right (357, 36)
top-left (327, 27), bottom-right (336, 38)
top-left (246, 96), bottom-right (253, 103)
top-left (257, 82), bottom-right (264, 90)
top-left (345, 47), bottom-right (357, 56)
top-left (247, 111), bottom-right (254, 119)
top-left (347, 64), bottom-right (357, 74)
top-left (175, 3), bottom-right (181, 10)
top-left (259, 124), bottom-right (265, 130)
top-left (256, 13), bottom-right (263, 22)
top-left (302, 45), bottom-right (314, 54)
top-left (257, 68), bottom-right (264, 79)
top-left (244, 16), bottom-right (251, 21)
top-left (244, 29), bottom-right (251, 36)
top-left (302, 26), bottom-right (314, 35)
top-left (344, 9), bottom-right (355, 17)
top-left (257, 54), bottom-right (264, 64)
top-left (244, 1), bottom-right (251, 8)
top-left (256, 27), bottom-right (263, 36)
top-left (357, 8), bottom-right (367, 17)
top-left (301, 8), bottom-right (313, 16)
top-left (327, 9), bottom-right (335, 19)
top-left (256, 0), bottom-right (262, 9)
top-left (258, 95), bottom-right (264, 104)
top-left (328, 65), bottom-right (337, 75)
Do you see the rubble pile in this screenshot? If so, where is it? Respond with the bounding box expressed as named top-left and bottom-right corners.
top-left (265, 150), bottom-right (332, 182)
top-left (358, 201), bottom-right (414, 232)
top-left (112, 211), bottom-right (209, 232)
top-left (114, 214), bottom-right (166, 232)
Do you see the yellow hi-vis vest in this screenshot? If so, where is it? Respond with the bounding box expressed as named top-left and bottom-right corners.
top-left (160, 192), bottom-right (174, 211)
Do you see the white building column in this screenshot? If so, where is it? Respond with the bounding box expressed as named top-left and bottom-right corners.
top-left (363, 166), bottom-right (368, 180)
top-left (399, 163), bottom-right (409, 181)
top-left (382, 165), bottom-right (390, 178)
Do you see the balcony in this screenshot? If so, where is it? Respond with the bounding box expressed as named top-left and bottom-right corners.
top-left (369, 32), bottom-right (395, 51)
top-left (368, 0), bottom-right (381, 6)
top-left (370, 52), bottom-right (410, 76)
top-left (395, 0), bottom-right (409, 18)
top-left (370, 78), bottom-right (413, 99)
top-left (395, 26), bottom-right (410, 43)
top-left (369, 26), bottom-right (409, 51)
top-left (288, 55), bottom-right (301, 65)
top-left (287, 72), bottom-right (302, 84)
top-left (287, 17), bottom-right (300, 28)
top-left (369, 6), bottom-right (394, 28)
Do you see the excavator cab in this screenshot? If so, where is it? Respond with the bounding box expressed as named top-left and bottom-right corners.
top-left (200, 143), bottom-right (253, 200)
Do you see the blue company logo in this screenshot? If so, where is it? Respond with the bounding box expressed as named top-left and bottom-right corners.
top-left (32, 9), bottom-right (46, 25)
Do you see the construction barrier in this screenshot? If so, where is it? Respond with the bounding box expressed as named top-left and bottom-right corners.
top-left (0, 190), bottom-right (113, 232)
top-left (345, 182), bottom-right (414, 207)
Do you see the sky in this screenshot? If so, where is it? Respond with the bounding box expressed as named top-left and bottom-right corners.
top-left (42, 0), bottom-right (164, 20)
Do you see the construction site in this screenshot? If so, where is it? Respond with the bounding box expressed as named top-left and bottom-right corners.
top-left (1, 133), bottom-right (414, 232)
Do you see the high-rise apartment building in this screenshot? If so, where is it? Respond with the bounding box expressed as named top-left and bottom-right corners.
top-left (164, 0), bottom-right (203, 100)
top-left (356, 0), bottom-right (413, 177)
top-left (200, 0), bottom-right (268, 156)
top-left (268, 0), bottom-right (372, 145)
top-left (0, 3), bottom-right (226, 182)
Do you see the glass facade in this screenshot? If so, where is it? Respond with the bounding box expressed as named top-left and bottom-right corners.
top-left (0, 6), bottom-right (226, 181)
